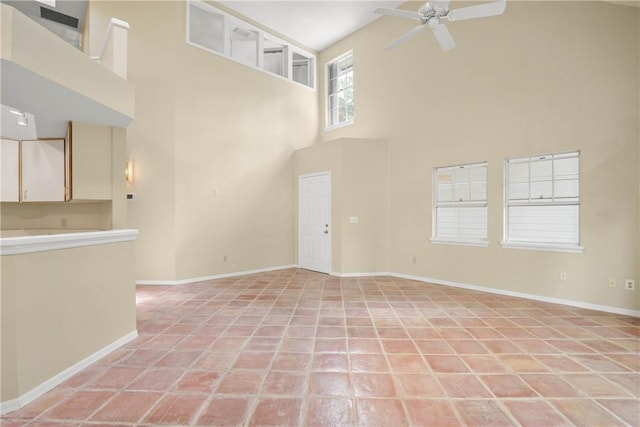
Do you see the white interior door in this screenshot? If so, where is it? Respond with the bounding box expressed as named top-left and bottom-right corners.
top-left (299, 172), bottom-right (331, 274)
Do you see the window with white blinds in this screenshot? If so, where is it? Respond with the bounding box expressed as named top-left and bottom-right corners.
top-left (432, 162), bottom-right (488, 246)
top-left (503, 151), bottom-right (582, 252)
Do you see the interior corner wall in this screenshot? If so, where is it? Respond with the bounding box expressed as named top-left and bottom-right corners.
top-left (294, 138), bottom-right (389, 275)
top-left (317, 1), bottom-right (639, 311)
top-left (88, 1), bottom-right (179, 281)
top-left (89, 1), bottom-right (319, 282)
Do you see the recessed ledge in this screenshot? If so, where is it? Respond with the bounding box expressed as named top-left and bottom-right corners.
top-left (1, 229), bottom-right (138, 255)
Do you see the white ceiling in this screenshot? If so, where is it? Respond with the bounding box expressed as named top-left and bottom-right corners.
top-left (218, 1), bottom-right (405, 51)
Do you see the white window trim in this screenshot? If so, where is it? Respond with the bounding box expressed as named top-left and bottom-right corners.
top-left (325, 50), bottom-right (354, 131)
top-left (432, 162), bottom-right (488, 247)
top-left (185, 0), bottom-right (316, 90)
top-left (430, 237), bottom-right (489, 248)
top-left (502, 151), bottom-right (582, 253)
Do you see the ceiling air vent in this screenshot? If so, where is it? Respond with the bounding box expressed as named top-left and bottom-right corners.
top-left (40, 6), bottom-right (79, 29)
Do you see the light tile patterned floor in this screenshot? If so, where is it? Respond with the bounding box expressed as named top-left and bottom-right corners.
top-left (3, 268), bottom-right (639, 426)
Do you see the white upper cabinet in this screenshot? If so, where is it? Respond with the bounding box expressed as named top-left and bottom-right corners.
top-left (21, 139), bottom-right (66, 202)
top-left (1, 138), bottom-right (20, 202)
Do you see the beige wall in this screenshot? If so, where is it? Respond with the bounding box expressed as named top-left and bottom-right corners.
top-left (317, 1), bottom-right (639, 311)
top-left (1, 241), bottom-right (136, 401)
top-left (294, 138), bottom-right (389, 274)
top-left (88, 1), bottom-right (319, 281)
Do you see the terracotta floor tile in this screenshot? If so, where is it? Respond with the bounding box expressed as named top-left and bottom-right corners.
top-left (262, 371), bottom-right (307, 395)
top-left (520, 373), bottom-right (581, 397)
top-left (438, 374), bottom-right (492, 398)
top-left (272, 352), bottom-right (312, 371)
top-left (395, 374), bottom-right (443, 397)
top-left (88, 366), bottom-right (145, 389)
top-left (479, 374), bottom-right (537, 398)
top-left (248, 398), bottom-right (303, 427)
top-left (90, 391), bottom-right (161, 423)
top-left (350, 354), bottom-right (390, 372)
top-left (352, 373), bottom-right (396, 397)
top-left (216, 370), bottom-right (264, 394)
top-left (356, 398), bottom-right (408, 427)
top-left (553, 399), bottom-right (628, 426)
top-left (460, 354), bottom-right (509, 373)
top-left (8, 389), bottom-right (71, 419)
top-left (154, 350), bottom-right (202, 368)
top-left (174, 370), bottom-right (221, 392)
top-left (312, 353), bottom-right (349, 372)
top-left (309, 372), bottom-right (352, 396)
top-left (603, 373), bottom-right (640, 397)
top-left (127, 368), bottom-right (183, 391)
top-left (4, 270), bottom-right (639, 427)
top-left (424, 354), bottom-right (469, 373)
top-left (232, 351), bottom-right (274, 369)
top-left (381, 339), bottom-right (419, 354)
top-left (142, 393), bottom-right (207, 425)
top-left (596, 399), bottom-right (640, 426)
top-left (196, 397), bottom-right (252, 426)
top-left (315, 338), bottom-right (349, 353)
top-left (454, 400), bottom-right (514, 427)
top-left (387, 354), bottom-right (429, 373)
top-left (562, 373), bottom-right (632, 397)
top-left (305, 397), bottom-right (356, 427)
top-left (503, 400), bottom-right (572, 427)
top-left (404, 399), bottom-right (460, 427)
top-left (348, 339), bottom-right (383, 354)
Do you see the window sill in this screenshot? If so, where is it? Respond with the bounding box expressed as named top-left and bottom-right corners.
top-left (501, 242), bottom-right (584, 254)
top-left (325, 119), bottom-right (354, 132)
top-left (430, 238), bottom-right (489, 248)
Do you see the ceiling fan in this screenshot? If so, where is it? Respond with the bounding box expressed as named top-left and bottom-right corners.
top-left (374, 0), bottom-right (506, 52)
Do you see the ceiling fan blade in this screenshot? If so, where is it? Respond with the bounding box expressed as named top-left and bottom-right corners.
top-left (432, 23), bottom-right (456, 52)
top-left (374, 7), bottom-right (422, 21)
top-left (447, 0), bottom-right (506, 22)
top-left (385, 24), bottom-right (427, 51)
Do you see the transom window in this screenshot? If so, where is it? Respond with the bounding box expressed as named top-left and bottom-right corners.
top-left (186, 0), bottom-right (315, 88)
top-left (432, 162), bottom-right (488, 246)
top-left (503, 151), bottom-right (582, 252)
top-left (327, 51), bottom-right (354, 129)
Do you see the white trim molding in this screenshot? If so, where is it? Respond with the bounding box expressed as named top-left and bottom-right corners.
top-left (0, 330), bottom-right (138, 415)
top-left (0, 229), bottom-right (138, 255)
top-left (136, 264), bottom-right (298, 286)
top-left (390, 272), bottom-right (640, 317)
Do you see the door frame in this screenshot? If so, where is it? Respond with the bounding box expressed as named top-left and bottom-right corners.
top-left (298, 171), bottom-right (332, 274)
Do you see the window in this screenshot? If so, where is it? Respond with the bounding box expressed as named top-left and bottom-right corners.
top-left (432, 162), bottom-right (488, 246)
top-left (186, 0), bottom-right (315, 88)
top-left (503, 151), bottom-right (582, 252)
top-left (327, 51), bottom-right (354, 129)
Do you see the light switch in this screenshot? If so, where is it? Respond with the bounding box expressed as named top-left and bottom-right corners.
top-left (349, 216), bottom-right (359, 224)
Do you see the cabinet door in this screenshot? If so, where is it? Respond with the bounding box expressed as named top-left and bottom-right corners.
top-left (21, 139), bottom-right (66, 202)
top-left (71, 122), bottom-right (112, 200)
top-left (1, 138), bottom-right (20, 202)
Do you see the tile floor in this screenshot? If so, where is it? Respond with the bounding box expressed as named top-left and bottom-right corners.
top-left (3, 268), bottom-right (639, 426)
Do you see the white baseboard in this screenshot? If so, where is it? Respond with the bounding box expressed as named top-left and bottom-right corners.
top-left (332, 271), bottom-right (391, 278)
top-left (0, 330), bottom-right (138, 416)
top-left (136, 264), bottom-right (298, 286)
top-left (390, 272), bottom-right (640, 318)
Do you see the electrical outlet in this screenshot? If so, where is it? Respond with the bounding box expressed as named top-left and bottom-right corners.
top-left (608, 278), bottom-right (616, 288)
top-left (560, 271), bottom-right (567, 281)
top-left (625, 279), bottom-right (635, 291)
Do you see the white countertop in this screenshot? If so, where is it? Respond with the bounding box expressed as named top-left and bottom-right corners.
top-left (1, 229), bottom-right (138, 255)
